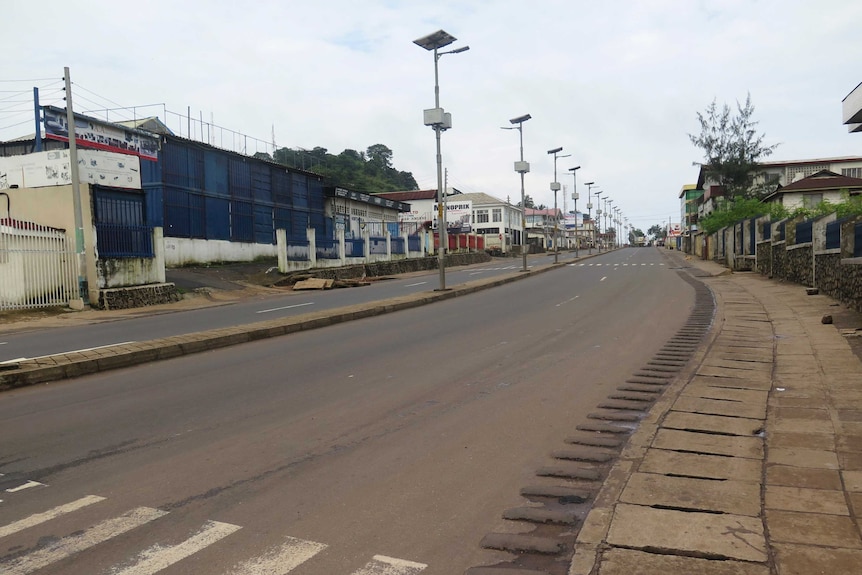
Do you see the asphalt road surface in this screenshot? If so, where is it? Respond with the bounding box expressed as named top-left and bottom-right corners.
top-left (0, 248), bottom-right (695, 574)
top-left (0, 251), bottom-right (578, 364)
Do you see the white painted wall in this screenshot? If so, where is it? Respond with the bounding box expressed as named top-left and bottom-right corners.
top-left (162, 237), bottom-right (278, 267)
top-left (778, 190), bottom-right (846, 212)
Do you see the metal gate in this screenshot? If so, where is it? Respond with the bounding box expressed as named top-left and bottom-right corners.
top-left (0, 219), bottom-right (79, 311)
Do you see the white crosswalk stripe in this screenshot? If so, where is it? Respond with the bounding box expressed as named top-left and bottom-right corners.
top-left (110, 520), bottom-right (241, 575)
top-left (0, 496), bottom-right (426, 575)
top-left (1, 506), bottom-right (168, 575)
top-left (0, 495), bottom-right (105, 539)
top-left (350, 554), bottom-right (426, 575)
top-left (226, 536), bottom-right (327, 574)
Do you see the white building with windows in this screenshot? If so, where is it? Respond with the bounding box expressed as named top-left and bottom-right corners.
top-left (372, 189), bottom-right (523, 254)
top-left (695, 156), bottom-right (862, 221)
top-left (459, 192), bottom-right (523, 253)
top-left (761, 170), bottom-right (862, 211)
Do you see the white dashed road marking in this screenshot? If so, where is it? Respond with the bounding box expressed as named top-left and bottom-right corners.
top-left (5, 481), bottom-right (44, 493)
top-left (256, 302), bottom-right (314, 314)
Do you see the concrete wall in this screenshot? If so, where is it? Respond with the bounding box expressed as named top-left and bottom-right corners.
top-left (702, 213), bottom-right (862, 312)
top-left (779, 190), bottom-right (846, 212)
top-left (96, 228), bottom-right (166, 288)
top-left (163, 236), bottom-right (278, 267)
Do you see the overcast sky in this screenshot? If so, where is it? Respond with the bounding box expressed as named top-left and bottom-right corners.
top-left (2, 1), bottom-right (860, 231)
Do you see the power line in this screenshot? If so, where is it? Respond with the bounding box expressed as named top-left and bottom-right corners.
top-left (0, 118), bottom-right (33, 131)
top-left (72, 82), bottom-right (128, 110)
top-left (0, 77), bottom-right (58, 83)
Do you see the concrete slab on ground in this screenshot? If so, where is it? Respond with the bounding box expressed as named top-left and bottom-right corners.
top-left (596, 547), bottom-right (770, 575)
top-left (605, 504), bottom-right (767, 562)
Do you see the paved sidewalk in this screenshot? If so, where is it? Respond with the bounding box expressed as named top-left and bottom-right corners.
top-left (570, 257), bottom-right (862, 575)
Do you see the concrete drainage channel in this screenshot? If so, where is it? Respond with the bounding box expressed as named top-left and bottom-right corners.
top-left (465, 267), bottom-right (716, 575)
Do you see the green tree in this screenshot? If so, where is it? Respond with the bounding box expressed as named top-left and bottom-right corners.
top-left (698, 197), bottom-right (787, 235)
top-left (517, 195), bottom-right (536, 208)
top-left (270, 144), bottom-right (418, 192)
top-left (648, 224), bottom-right (666, 240)
top-left (689, 94), bottom-right (779, 200)
top-left (366, 144), bottom-right (393, 170)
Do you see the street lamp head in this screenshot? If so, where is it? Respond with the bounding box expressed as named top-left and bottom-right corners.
top-left (446, 45), bottom-right (470, 54)
top-left (509, 114), bottom-right (531, 124)
top-left (547, 147), bottom-right (563, 155)
top-left (584, 181), bottom-right (594, 186)
top-left (413, 30), bottom-right (457, 51)
top-left (569, 166), bottom-right (581, 172)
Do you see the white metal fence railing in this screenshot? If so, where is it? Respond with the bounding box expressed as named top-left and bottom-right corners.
top-left (0, 220), bottom-right (80, 311)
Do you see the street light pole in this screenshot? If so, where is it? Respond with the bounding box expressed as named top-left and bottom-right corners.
top-left (606, 199), bottom-right (614, 249)
top-left (596, 193), bottom-right (605, 252)
top-left (502, 114), bottom-right (532, 272)
top-left (414, 30), bottom-right (469, 291)
top-left (584, 181), bottom-right (595, 255)
top-left (569, 167), bottom-right (581, 258)
top-left (616, 208), bottom-right (622, 247)
top-left (547, 147), bottom-right (570, 264)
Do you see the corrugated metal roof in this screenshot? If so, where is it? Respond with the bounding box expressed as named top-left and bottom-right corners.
top-left (373, 189), bottom-right (438, 201)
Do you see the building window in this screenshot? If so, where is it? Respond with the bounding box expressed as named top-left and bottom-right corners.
top-left (842, 167), bottom-right (862, 179)
top-left (802, 193), bottom-right (823, 209)
top-left (786, 165), bottom-right (827, 183)
top-left (476, 209), bottom-right (489, 223)
top-left (492, 208), bottom-right (502, 222)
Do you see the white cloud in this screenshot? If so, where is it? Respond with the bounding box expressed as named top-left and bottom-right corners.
top-left (2, 0), bottom-right (860, 231)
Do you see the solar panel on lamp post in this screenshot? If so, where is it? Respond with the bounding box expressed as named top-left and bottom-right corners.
top-left (547, 147), bottom-right (570, 264)
top-left (414, 30), bottom-right (469, 291)
top-left (569, 167), bottom-right (581, 258)
top-left (584, 182), bottom-right (596, 255)
top-left (502, 114), bottom-right (532, 272)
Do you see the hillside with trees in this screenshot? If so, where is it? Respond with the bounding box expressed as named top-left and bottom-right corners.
top-left (255, 144), bottom-right (418, 192)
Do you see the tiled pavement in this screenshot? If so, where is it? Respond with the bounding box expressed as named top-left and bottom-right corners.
top-left (570, 258), bottom-right (862, 575)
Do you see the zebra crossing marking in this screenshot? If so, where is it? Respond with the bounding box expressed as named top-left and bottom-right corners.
top-left (0, 495), bottom-right (105, 539)
top-left (350, 554), bottom-right (427, 575)
top-left (1, 506), bottom-right (167, 575)
top-left (110, 520), bottom-right (241, 575)
top-left (0, 496), bottom-right (426, 575)
top-left (226, 535), bottom-right (328, 574)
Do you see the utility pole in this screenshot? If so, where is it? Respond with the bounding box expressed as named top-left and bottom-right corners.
top-left (64, 66), bottom-right (86, 307)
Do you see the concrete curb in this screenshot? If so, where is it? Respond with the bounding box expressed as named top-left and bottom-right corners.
top-left (569, 264), bottom-right (724, 574)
